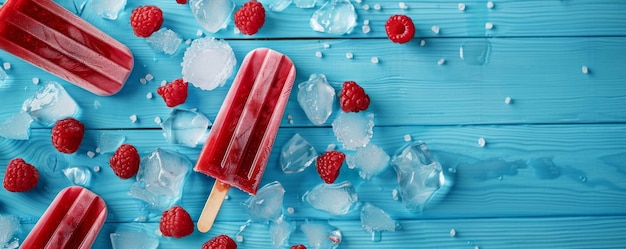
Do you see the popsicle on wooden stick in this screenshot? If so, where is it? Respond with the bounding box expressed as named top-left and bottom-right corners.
top-left (0, 0), bottom-right (134, 96)
top-left (21, 186), bottom-right (108, 249)
top-left (194, 48), bottom-right (296, 233)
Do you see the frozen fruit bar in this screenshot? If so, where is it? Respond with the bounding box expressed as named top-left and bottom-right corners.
top-left (21, 186), bottom-right (107, 249)
top-left (0, 0), bottom-right (134, 96)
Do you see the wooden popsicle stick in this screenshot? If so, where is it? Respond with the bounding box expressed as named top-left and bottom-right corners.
top-left (197, 180), bottom-right (230, 233)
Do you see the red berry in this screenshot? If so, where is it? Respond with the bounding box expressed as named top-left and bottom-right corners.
top-left (51, 118), bottom-right (84, 154)
top-left (160, 206), bottom-right (194, 238)
top-left (202, 234), bottom-right (238, 249)
top-left (176, 0), bottom-right (187, 4)
top-left (157, 78), bottom-right (188, 107)
top-left (339, 81), bottom-right (370, 112)
top-left (234, 0), bottom-right (265, 35)
top-left (385, 14), bottom-right (415, 44)
top-left (109, 144), bottom-right (140, 179)
top-left (315, 151), bottom-right (345, 184)
top-left (3, 158), bottom-right (39, 192)
top-left (130, 6), bottom-right (164, 38)
top-left (290, 245), bottom-right (307, 249)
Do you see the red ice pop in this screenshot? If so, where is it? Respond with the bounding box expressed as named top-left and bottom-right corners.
top-left (194, 48), bottom-right (296, 232)
top-left (21, 186), bottom-right (107, 249)
top-left (0, 0), bottom-right (134, 96)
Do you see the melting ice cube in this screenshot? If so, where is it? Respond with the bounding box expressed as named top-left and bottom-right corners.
top-left (189, 0), bottom-right (235, 33)
top-left (297, 73), bottom-right (336, 125)
top-left (98, 132), bottom-right (126, 154)
top-left (360, 202), bottom-right (397, 235)
top-left (22, 82), bottom-right (78, 126)
top-left (331, 112), bottom-right (374, 150)
top-left (280, 133), bottom-right (318, 174)
top-left (244, 181), bottom-right (285, 222)
top-left (346, 143), bottom-right (389, 179)
top-left (259, 0), bottom-right (292, 12)
top-left (391, 141), bottom-right (447, 212)
top-left (110, 230), bottom-right (159, 249)
top-left (303, 181), bottom-right (358, 215)
top-left (62, 166), bottom-right (92, 187)
top-left (310, 0), bottom-right (357, 34)
top-left (161, 109), bottom-right (210, 148)
top-left (0, 215), bottom-right (19, 248)
top-left (0, 112), bottom-right (33, 140)
top-left (270, 216), bottom-right (295, 248)
top-left (300, 220), bottom-right (342, 249)
top-left (90, 0), bottom-right (126, 20)
top-left (146, 28), bottom-right (183, 55)
top-left (182, 37), bottom-right (236, 91)
top-left (129, 148), bottom-right (191, 210)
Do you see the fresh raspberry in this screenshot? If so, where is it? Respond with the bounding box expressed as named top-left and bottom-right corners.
top-left (130, 5), bottom-right (164, 38)
top-left (176, 0), bottom-right (187, 4)
top-left (339, 81), bottom-right (370, 112)
top-left (316, 151), bottom-right (345, 184)
top-left (157, 78), bottom-right (188, 107)
top-left (160, 206), bottom-right (194, 238)
top-left (385, 14), bottom-right (415, 44)
top-left (202, 234), bottom-right (238, 249)
top-left (234, 0), bottom-right (265, 35)
top-left (290, 245), bottom-right (307, 249)
top-left (51, 118), bottom-right (84, 154)
top-left (3, 158), bottom-right (39, 192)
top-left (109, 144), bottom-right (140, 179)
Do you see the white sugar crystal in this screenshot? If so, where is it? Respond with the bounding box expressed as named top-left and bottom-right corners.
top-left (399, 2), bottom-right (408, 9)
top-left (487, 1), bottom-right (494, 8)
top-left (286, 207), bottom-right (295, 214)
top-left (362, 25), bottom-right (371, 33)
top-left (582, 65), bottom-right (589, 74)
top-left (450, 228), bottom-right (457, 237)
top-left (3, 62), bottom-right (11, 70)
top-left (93, 165), bottom-right (101, 172)
top-left (371, 57), bottom-right (379, 64)
top-left (485, 22), bottom-right (494, 29)
top-left (236, 235), bottom-right (244, 242)
top-left (87, 151), bottom-right (96, 158)
top-left (478, 137), bottom-right (486, 147)
top-left (154, 116), bottom-right (162, 124)
top-left (139, 78), bottom-right (147, 84)
top-left (458, 3), bottom-right (465, 11)
top-left (95, 147), bottom-right (101, 153)
top-left (438, 58), bottom-right (446, 65)
top-left (420, 39), bottom-right (426, 46)
top-left (315, 51), bottom-right (323, 58)
top-left (504, 96), bottom-right (511, 104)
top-left (373, 3), bottom-right (381, 10)
top-left (362, 4), bottom-right (369, 10)
top-left (160, 80), bottom-right (167, 86)
top-left (129, 114), bottom-right (138, 123)
top-left (431, 25), bottom-right (440, 34)
top-left (32, 77), bottom-right (40, 84)
top-left (403, 134), bottom-right (412, 142)
top-left (346, 52), bottom-right (354, 59)
top-left (146, 92), bottom-right (153, 99)
top-left (363, 19), bottom-right (370, 25)
top-left (323, 43), bottom-right (331, 49)
top-left (145, 74), bottom-right (154, 81)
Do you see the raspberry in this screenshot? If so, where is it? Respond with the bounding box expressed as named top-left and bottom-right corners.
top-left (176, 0), bottom-right (187, 4)
top-left (234, 0), bottom-right (265, 35)
top-left (385, 14), bottom-right (415, 44)
top-left (202, 234), bottom-right (238, 249)
top-left (3, 158), bottom-right (39, 192)
top-left (315, 151), bottom-right (345, 184)
top-left (109, 144), bottom-right (140, 179)
top-left (130, 6), bottom-right (164, 38)
top-left (51, 118), bottom-right (84, 154)
top-left (157, 78), bottom-right (188, 107)
top-left (160, 206), bottom-right (194, 238)
top-left (339, 81), bottom-right (370, 112)
top-left (290, 245), bottom-right (307, 249)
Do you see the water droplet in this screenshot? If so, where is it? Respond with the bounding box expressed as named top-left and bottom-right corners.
top-left (448, 168), bottom-right (457, 173)
top-left (460, 39), bottom-right (491, 65)
top-left (579, 176), bottom-right (587, 182)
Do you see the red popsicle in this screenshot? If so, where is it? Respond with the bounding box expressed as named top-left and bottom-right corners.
top-left (0, 0), bottom-right (134, 96)
top-left (21, 186), bottom-right (107, 249)
top-left (194, 48), bottom-right (296, 232)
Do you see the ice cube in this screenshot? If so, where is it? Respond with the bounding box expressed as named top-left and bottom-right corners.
top-left (182, 38), bottom-right (236, 91)
top-left (259, 0), bottom-right (292, 11)
top-left (189, 0), bottom-right (235, 33)
top-left (360, 202), bottom-right (397, 234)
top-left (300, 220), bottom-right (342, 249)
top-left (0, 112), bottom-right (33, 140)
top-left (391, 141), bottom-right (448, 212)
top-left (270, 216), bottom-right (295, 248)
top-left (297, 73), bottom-right (336, 125)
top-left (0, 215), bottom-right (19, 248)
top-left (294, 0), bottom-right (316, 8)
top-left (280, 133), bottom-right (318, 174)
top-left (303, 181), bottom-right (358, 215)
top-left (146, 28), bottom-right (183, 55)
top-left (110, 230), bottom-right (159, 249)
top-left (90, 0), bottom-right (126, 20)
top-left (62, 166), bottom-right (92, 187)
top-left (22, 82), bottom-right (78, 126)
top-left (331, 112), bottom-right (374, 150)
top-left (98, 132), bottom-right (126, 154)
top-left (244, 181), bottom-right (285, 222)
top-left (346, 143), bottom-right (389, 179)
top-left (161, 109), bottom-right (210, 148)
top-left (310, 0), bottom-right (357, 34)
top-left (129, 148), bottom-right (191, 210)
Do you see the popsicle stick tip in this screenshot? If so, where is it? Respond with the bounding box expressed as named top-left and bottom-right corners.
top-left (197, 180), bottom-right (230, 233)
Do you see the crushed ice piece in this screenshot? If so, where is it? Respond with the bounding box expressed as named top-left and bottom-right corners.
top-left (458, 3), bottom-right (465, 11)
top-left (391, 189), bottom-right (399, 200)
top-left (32, 78), bottom-right (40, 84)
top-left (346, 143), bottom-right (390, 179)
top-left (582, 65), bottom-right (589, 74)
top-left (373, 3), bottom-right (381, 10)
top-left (420, 40), bottom-right (426, 46)
top-left (303, 181), bottom-right (358, 215)
top-left (310, 0), bottom-right (357, 34)
top-left (450, 228), bottom-right (457, 237)
top-left (90, 0), bottom-right (126, 20)
top-left (145, 74), bottom-right (154, 81)
top-left (139, 78), bottom-right (147, 84)
top-left (370, 57), bottom-right (379, 63)
top-left (62, 166), bottom-right (92, 187)
top-left (286, 207), bottom-right (295, 214)
top-left (259, 0), bottom-right (293, 11)
top-left (110, 230), bottom-right (159, 249)
top-left (315, 51), bottom-right (323, 58)
top-left (504, 96), bottom-right (512, 104)
top-left (0, 215), bottom-right (20, 248)
top-left (270, 217), bottom-right (295, 248)
top-left (161, 109), bottom-right (210, 148)
top-left (301, 220), bottom-right (342, 249)
top-left (391, 141), bottom-right (449, 212)
top-left (22, 82), bottom-right (78, 126)
top-left (362, 4), bottom-right (369, 10)
top-left (280, 133), bottom-right (318, 174)
top-left (160, 80), bottom-right (167, 86)
top-left (345, 52), bottom-right (354, 59)
top-left (244, 181), bottom-right (285, 222)
top-left (297, 73), bottom-right (336, 125)
top-left (431, 25), bottom-right (440, 34)
top-left (437, 58), bottom-right (446, 65)
top-left (294, 0), bottom-right (316, 8)
top-left (189, 0), bottom-right (235, 33)
top-left (3, 62), bottom-right (11, 70)
top-left (87, 151), bottom-right (96, 158)
top-left (403, 134), bottom-right (412, 142)
top-left (323, 43), bottom-right (331, 49)
top-left (485, 22), bottom-right (494, 30)
top-left (93, 166), bottom-right (101, 172)
top-left (182, 38), bottom-right (236, 91)
top-left (129, 148), bottom-right (191, 210)
top-left (326, 143), bottom-right (336, 151)
top-left (146, 92), bottom-right (153, 99)
top-left (331, 112), bottom-right (374, 150)
top-left (477, 137), bottom-right (486, 147)
top-left (362, 25), bottom-right (371, 33)
top-left (363, 20), bottom-right (369, 25)
top-left (98, 132), bottom-right (126, 153)
top-left (154, 116), bottom-right (161, 124)
top-left (360, 202), bottom-right (397, 235)
top-left (399, 2), bottom-right (408, 9)
top-left (0, 112), bottom-right (33, 140)
top-left (487, 1), bottom-right (494, 8)
top-left (147, 28), bottom-right (183, 55)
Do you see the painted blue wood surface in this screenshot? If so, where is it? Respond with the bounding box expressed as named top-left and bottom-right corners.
top-left (1, 0), bottom-right (625, 248)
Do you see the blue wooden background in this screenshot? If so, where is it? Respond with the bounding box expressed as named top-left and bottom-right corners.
top-left (1, 0), bottom-right (625, 248)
